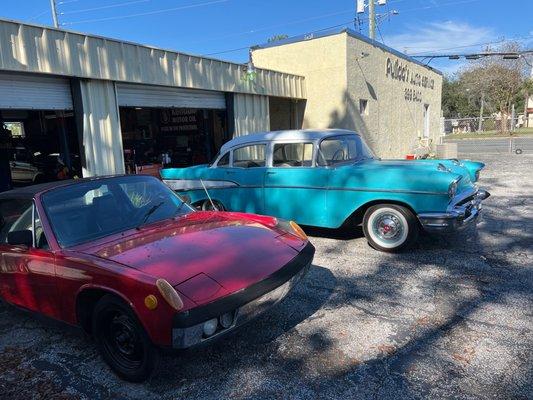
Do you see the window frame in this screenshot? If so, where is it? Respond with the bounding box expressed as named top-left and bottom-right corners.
top-left (316, 134), bottom-right (372, 167)
top-left (214, 151), bottom-right (231, 168)
top-left (230, 143), bottom-right (268, 169)
top-left (271, 141), bottom-right (316, 168)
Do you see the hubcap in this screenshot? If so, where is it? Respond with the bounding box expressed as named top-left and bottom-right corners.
top-left (368, 208), bottom-right (409, 249)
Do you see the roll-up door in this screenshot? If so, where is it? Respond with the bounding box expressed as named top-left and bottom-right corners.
top-left (0, 73), bottom-right (73, 110)
top-left (116, 83), bottom-right (226, 109)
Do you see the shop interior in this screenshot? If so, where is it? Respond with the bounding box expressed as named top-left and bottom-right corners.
top-left (119, 107), bottom-right (228, 175)
top-left (0, 110), bottom-right (81, 188)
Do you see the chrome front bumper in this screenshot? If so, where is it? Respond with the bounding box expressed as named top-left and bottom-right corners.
top-left (418, 189), bottom-right (490, 233)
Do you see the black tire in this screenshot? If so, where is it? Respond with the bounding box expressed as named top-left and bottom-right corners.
top-left (92, 295), bottom-right (158, 382)
top-left (201, 199), bottom-right (225, 211)
top-left (362, 204), bottom-right (419, 253)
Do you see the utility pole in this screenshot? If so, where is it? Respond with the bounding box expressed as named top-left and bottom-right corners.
top-left (477, 92), bottom-right (484, 132)
top-left (49, 0), bottom-right (59, 28)
top-left (368, 0), bottom-right (375, 40)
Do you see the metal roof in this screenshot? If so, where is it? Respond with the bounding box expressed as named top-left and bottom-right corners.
top-left (252, 27), bottom-right (442, 76)
top-left (220, 129), bottom-right (359, 152)
top-left (0, 18), bottom-right (306, 99)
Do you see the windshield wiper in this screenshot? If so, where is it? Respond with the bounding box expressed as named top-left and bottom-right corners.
top-left (137, 201), bottom-right (164, 228)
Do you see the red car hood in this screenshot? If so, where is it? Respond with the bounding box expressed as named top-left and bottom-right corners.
top-left (76, 212), bottom-right (301, 304)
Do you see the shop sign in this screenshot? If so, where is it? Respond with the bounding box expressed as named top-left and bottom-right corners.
top-left (385, 57), bottom-right (435, 103)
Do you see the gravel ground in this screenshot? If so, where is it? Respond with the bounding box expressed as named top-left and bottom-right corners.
top-left (0, 154), bottom-right (531, 400)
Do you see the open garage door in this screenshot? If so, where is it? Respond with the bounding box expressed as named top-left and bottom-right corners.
top-left (0, 73), bottom-right (73, 110)
top-left (116, 83), bottom-right (226, 109)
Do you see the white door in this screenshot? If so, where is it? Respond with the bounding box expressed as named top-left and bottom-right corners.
top-left (0, 73), bottom-right (73, 110)
top-left (116, 83), bottom-right (226, 109)
top-left (423, 104), bottom-right (430, 138)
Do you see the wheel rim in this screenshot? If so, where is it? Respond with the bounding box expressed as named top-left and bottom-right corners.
top-left (100, 310), bottom-right (144, 372)
top-left (368, 208), bottom-right (409, 249)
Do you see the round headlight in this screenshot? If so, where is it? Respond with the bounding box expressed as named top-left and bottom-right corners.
top-left (203, 318), bottom-right (218, 337)
top-left (219, 312), bottom-right (235, 329)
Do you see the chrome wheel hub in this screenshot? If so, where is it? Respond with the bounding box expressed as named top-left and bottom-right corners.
top-left (375, 215), bottom-right (402, 240)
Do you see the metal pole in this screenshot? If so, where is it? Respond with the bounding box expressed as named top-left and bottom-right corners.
top-left (477, 92), bottom-right (484, 132)
top-left (511, 103), bottom-right (515, 133)
top-left (49, 0), bottom-right (59, 28)
top-left (368, 0), bottom-right (375, 40)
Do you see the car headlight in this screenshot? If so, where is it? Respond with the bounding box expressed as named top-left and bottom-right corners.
top-left (276, 219), bottom-right (308, 241)
top-left (448, 181), bottom-right (458, 199)
top-left (156, 278), bottom-right (184, 311)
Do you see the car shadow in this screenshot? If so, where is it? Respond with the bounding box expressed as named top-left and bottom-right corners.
top-left (152, 264), bottom-right (336, 385)
top-left (303, 225), bottom-right (364, 241)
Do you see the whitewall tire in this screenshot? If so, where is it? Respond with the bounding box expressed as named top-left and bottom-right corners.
top-left (362, 204), bottom-right (419, 252)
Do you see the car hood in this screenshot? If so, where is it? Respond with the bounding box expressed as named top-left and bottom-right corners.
top-left (334, 159), bottom-right (472, 193)
top-left (76, 212), bottom-right (302, 304)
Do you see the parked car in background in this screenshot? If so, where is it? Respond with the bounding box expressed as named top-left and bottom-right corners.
top-left (161, 129), bottom-right (490, 252)
top-left (0, 175), bottom-right (314, 381)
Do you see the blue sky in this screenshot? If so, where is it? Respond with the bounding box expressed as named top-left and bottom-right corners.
top-left (1, 0), bottom-right (532, 75)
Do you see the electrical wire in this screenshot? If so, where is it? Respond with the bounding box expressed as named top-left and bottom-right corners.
top-left (203, 19), bottom-right (356, 56)
top-left (60, 0), bottom-right (152, 15)
top-left (63, 0), bottom-right (229, 25)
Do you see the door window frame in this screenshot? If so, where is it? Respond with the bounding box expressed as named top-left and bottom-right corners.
top-left (270, 141), bottom-right (316, 168)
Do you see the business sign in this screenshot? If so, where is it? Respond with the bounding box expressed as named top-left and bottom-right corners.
top-left (386, 57), bottom-right (435, 102)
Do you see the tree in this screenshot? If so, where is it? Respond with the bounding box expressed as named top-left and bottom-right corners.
top-left (460, 42), bottom-right (529, 133)
top-left (441, 76), bottom-right (479, 118)
top-left (267, 34), bottom-right (289, 43)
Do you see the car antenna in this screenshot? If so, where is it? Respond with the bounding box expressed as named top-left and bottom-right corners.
top-left (200, 179), bottom-right (218, 211)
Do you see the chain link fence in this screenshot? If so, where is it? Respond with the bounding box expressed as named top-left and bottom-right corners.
top-left (443, 115), bottom-right (529, 135)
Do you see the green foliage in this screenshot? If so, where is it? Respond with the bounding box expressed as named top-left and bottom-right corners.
top-left (267, 34), bottom-right (289, 43)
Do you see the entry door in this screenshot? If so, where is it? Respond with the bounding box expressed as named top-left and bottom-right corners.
top-left (423, 104), bottom-right (430, 138)
top-left (0, 200), bottom-right (59, 318)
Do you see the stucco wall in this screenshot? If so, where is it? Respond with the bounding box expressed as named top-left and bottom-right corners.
top-left (345, 35), bottom-right (443, 158)
top-left (252, 32), bottom-right (443, 158)
top-left (252, 35), bottom-right (348, 130)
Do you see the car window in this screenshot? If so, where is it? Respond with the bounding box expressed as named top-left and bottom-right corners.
top-left (317, 135), bottom-right (375, 166)
top-left (273, 143), bottom-right (314, 167)
top-left (42, 176), bottom-right (192, 248)
top-left (216, 152), bottom-right (230, 167)
top-left (34, 206), bottom-right (49, 250)
top-left (0, 199), bottom-right (33, 244)
top-left (233, 144), bottom-right (266, 168)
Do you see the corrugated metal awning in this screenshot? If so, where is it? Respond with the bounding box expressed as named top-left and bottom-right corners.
top-left (116, 83), bottom-right (226, 109)
top-left (0, 73), bottom-right (73, 110)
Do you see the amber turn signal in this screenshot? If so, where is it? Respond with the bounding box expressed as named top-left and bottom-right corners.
top-left (156, 278), bottom-right (184, 311)
top-left (144, 295), bottom-right (158, 310)
top-left (289, 220), bottom-right (308, 241)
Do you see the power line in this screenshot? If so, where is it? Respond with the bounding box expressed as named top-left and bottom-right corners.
top-left (60, 0), bottom-right (152, 16)
top-left (203, 20), bottom-right (356, 56)
top-left (63, 0), bottom-right (229, 25)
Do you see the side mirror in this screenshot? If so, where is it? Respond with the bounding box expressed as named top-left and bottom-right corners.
top-left (7, 230), bottom-right (33, 247)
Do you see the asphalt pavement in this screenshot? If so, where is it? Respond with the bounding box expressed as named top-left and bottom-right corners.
top-left (445, 136), bottom-right (533, 156)
top-left (0, 154), bottom-right (531, 400)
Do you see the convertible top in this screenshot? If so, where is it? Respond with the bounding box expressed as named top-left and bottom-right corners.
top-left (220, 129), bottom-right (359, 153)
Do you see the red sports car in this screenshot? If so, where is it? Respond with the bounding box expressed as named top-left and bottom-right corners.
top-left (0, 175), bottom-right (314, 381)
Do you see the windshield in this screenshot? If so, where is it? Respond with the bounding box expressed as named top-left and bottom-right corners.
top-left (317, 135), bottom-right (375, 166)
top-left (41, 175), bottom-right (193, 248)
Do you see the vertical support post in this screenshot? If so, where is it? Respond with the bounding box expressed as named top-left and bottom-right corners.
top-left (369, 0), bottom-right (375, 40)
top-left (49, 0), bottom-right (59, 28)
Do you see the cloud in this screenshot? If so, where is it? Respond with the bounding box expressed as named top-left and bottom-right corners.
top-left (385, 21), bottom-right (494, 55)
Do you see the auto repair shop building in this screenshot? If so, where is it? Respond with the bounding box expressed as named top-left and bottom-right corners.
top-left (0, 18), bottom-right (305, 185)
top-left (252, 28), bottom-right (443, 158)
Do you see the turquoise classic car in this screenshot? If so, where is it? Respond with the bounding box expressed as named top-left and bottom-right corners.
top-left (160, 130), bottom-right (490, 252)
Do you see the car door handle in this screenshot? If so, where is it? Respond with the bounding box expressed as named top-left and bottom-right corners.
top-left (266, 171), bottom-right (277, 175)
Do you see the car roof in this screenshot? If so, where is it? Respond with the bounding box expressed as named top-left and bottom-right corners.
top-left (0, 175), bottom-right (147, 200)
top-left (220, 129), bottom-right (359, 153)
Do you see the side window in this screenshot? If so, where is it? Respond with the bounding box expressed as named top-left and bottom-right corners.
top-left (0, 199), bottom-right (33, 244)
top-left (273, 143), bottom-right (314, 167)
top-left (34, 206), bottom-right (49, 250)
top-left (216, 152), bottom-right (230, 168)
top-left (233, 144), bottom-right (266, 168)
